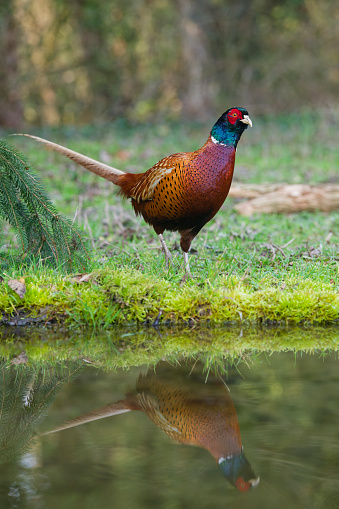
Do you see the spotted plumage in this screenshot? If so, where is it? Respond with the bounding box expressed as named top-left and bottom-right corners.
top-left (133, 368), bottom-right (242, 459)
top-left (19, 107), bottom-right (252, 278)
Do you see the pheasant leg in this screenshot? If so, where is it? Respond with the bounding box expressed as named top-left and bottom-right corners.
top-left (183, 252), bottom-right (192, 276)
top-left (179, 251), bottom-right (192, 284)
top-left (158, 234), bottom-right (172, 267)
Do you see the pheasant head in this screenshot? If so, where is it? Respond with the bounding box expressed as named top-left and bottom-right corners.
top-left (219, 451), bottom-right (260, 492)
top-left (211, 107), bottom-right (252, 148)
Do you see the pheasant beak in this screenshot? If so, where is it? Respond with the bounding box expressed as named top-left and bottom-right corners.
top-left (249, 477), bottom-right (260, 488)
top-left (240, 115), bottom-right (252, 127)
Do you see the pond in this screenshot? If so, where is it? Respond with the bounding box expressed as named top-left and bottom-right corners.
top-left (0, 331), bottom-right (338, 509)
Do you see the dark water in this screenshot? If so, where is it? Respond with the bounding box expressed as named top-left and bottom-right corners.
top-left (1, 353), bottom-right (339, 509)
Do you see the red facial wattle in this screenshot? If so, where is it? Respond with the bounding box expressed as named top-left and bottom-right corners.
top-left (235, 477), bottom-right (251, 492)
top-left (227, 108), bottom-right (242, 125)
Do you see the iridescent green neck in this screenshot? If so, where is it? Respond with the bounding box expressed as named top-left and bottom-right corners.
top-left (210, 122), bottom-right (244, 149)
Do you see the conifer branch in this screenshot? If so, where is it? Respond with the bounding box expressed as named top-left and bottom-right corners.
top-left (0, 139), bottom-right (90, 271)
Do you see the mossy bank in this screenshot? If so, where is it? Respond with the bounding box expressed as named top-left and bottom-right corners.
top-left (1, 266), bottom-right (339, 328)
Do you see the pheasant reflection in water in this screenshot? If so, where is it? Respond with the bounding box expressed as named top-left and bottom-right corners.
top-left (45, 363), bottom-right (259, 492)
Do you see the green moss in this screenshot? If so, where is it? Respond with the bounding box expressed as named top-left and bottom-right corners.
top-left (0, 267), bottom-right (339, 327)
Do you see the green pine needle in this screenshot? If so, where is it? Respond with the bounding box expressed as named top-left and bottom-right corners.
top-left (0, 139), bottom-right (90, 271)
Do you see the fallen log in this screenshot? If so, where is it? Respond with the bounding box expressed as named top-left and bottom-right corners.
top-left (229, 184), bottom-right (339, 216)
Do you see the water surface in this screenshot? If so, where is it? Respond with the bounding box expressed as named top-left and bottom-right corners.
top-left (0, 350), bottom-right (338, 508)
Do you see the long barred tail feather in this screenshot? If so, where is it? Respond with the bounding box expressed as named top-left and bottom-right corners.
top-left (42, 398), bottom-right (138, 435)
top-left (13, 134), bottom-right (125, 184)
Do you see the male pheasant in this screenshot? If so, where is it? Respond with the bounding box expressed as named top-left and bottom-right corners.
top-left (45, 363), bottom-right (259, 491)
top-left (19, 107), bottom-right (252, 277)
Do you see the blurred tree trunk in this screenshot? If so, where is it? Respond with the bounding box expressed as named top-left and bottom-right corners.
top-left (70, 0), bottom-right (106, 116)
top-left (177, 0), bottom-right (212, 119)
top-left (0, 3), bottom-right (23, 129)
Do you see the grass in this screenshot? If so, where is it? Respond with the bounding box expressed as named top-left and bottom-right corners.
top-left (1, 109), bottom-right (339, 327)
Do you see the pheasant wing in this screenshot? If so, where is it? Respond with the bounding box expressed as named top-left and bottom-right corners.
top-left (126, 152), bottom-right (188, 203)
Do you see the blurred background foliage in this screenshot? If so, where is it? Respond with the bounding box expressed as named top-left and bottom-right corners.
top-left (0, 0), bottom-right (338, 129)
